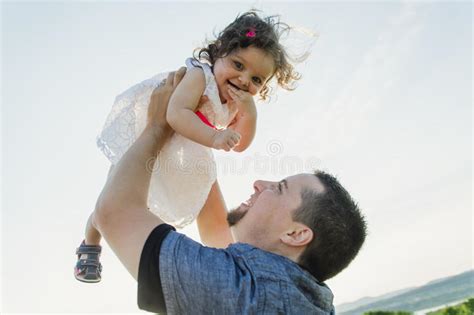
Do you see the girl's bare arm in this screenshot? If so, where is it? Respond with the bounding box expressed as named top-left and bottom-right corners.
top-left (227, 109), bottom-right (257, 152)
top-left (196, 180), bottom-right (234, 248)
top-left (226, 86), bottom-right (257, 152)
top-left (166, 68), bottom-right (218, 147)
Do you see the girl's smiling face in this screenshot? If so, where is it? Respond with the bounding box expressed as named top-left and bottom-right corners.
top-left (213, 46), bottom-right (275, 103)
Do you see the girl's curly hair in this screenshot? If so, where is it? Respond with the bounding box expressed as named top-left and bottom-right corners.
top-left (194, 11), bottom-right (301, 100)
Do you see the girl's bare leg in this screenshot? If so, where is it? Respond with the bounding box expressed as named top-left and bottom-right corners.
top-left (80, 166), bottom-right (114, 258)
top-left (77, 213), bottom-right (101, 261)
top-left (85, 212), bottom-right (101, 245)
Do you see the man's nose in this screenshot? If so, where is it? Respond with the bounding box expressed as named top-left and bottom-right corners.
top-left (253, 180), bottom-right (272, 192)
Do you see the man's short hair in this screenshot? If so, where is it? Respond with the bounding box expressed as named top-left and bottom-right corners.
top-left (293, 171), bottom-right (367, 282)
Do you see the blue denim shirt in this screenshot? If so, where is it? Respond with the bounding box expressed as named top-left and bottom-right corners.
top-left (159, 231), bottom-right (335, 314)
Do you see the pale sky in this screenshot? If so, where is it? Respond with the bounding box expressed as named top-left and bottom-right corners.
top-left (2, 1), bottom-right (472, 313)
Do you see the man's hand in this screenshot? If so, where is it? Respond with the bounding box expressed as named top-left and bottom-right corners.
top-left (147, 67), bottom-right (187, 134)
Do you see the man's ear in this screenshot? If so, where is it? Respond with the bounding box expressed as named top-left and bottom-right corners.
top-left (280, 223), bottom-right (313, 247)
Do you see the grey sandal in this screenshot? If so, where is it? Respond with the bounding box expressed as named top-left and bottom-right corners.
top-left (74, 240), bottom-right (102, 283)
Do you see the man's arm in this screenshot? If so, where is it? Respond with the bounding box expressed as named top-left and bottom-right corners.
top-left (92, 69), bottom-right (186, 280)
top-left (196, 181), bottom-right (234, 248)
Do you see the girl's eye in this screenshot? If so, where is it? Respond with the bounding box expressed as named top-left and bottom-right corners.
top-left (252, 77), bottom-right (262, 85)
top-left (234, 61), bottom-right (243, 70)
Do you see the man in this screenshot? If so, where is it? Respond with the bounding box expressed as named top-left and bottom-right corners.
top-left (91, 68), bottom-right (367, 314)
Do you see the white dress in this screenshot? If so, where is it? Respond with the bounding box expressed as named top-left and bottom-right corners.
top-left (97, 59), bottom-right (236, 228)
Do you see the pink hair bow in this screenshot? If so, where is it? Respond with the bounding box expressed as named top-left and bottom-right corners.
top-left (246, 27), bottom-right (256, 38)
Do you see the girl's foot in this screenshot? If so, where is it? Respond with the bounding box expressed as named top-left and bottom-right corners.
top-left (74, 240), bottom-right (102, 283)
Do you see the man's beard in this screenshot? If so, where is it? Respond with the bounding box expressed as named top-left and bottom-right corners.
top-left (226, 206), bottom-right (248, 227)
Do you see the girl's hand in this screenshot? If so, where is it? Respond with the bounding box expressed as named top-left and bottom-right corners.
top-left (212, 129), bottom-right (241, 151)
top-left (228, 86), bottom-right (257, 118)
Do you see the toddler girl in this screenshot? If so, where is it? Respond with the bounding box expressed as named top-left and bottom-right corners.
top-left (75, 11), bottom-right (301, 283)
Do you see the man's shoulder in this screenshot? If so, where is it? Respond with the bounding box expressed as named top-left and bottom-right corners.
top-left (227, 242), bottom-right (302, 274)
top-left (160, 234), bottom-right (335, 314)
top-left (227, 242), bottom-right (335, 313)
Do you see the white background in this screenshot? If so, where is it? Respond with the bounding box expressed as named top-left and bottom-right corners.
top-left (2, 1), bottom-right (472, 313)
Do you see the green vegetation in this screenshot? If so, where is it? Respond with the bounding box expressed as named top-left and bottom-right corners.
top-left (427, 298), bottom-right (474, 315)
top-left (339, 270), bottom-right (474, 315)
top-left (360, 298), bottom-right (474, 315)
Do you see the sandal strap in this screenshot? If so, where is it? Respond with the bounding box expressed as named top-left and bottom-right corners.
top-left (76, 242), bottom-right (102, 255)
top-left (77, 259), bottom-right (102, 269)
